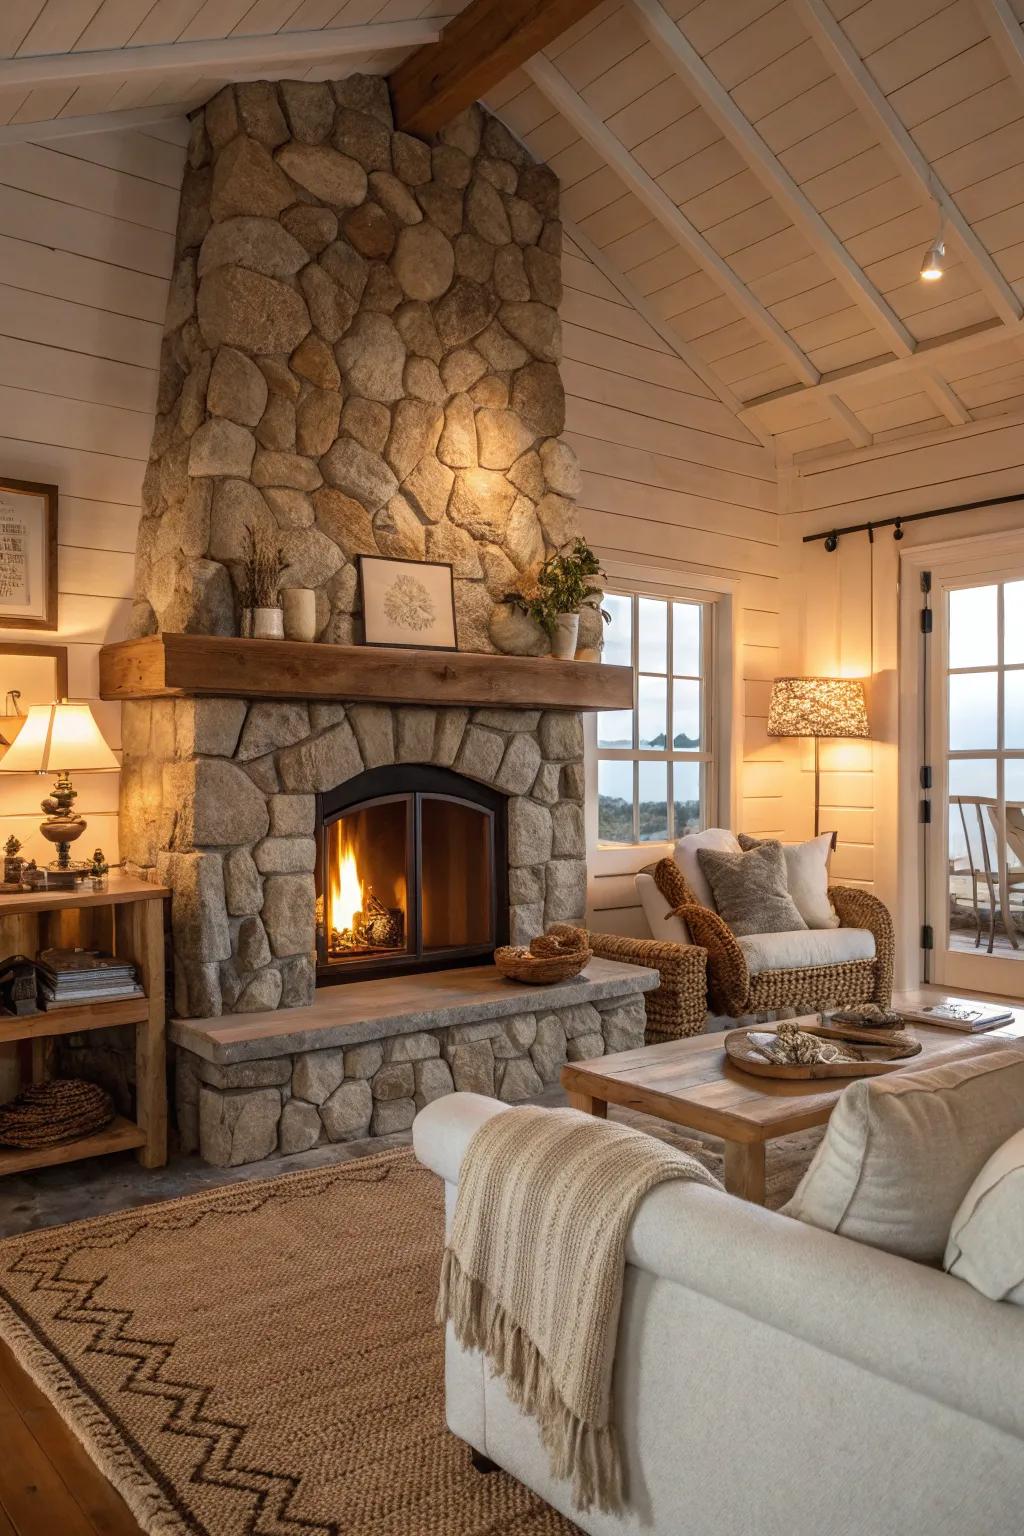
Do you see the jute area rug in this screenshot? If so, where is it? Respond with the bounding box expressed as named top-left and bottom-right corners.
top-left (0, 1131), bottom-right (817, 1536)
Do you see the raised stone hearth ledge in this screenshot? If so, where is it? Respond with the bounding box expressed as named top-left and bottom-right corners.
top-left (172, 958), bottom-right (658, 1166)
top-left (100, 633), bottom-right (632, 710)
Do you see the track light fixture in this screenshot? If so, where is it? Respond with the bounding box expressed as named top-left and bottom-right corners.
top-left (893, 519), bottom-right (904, 542)
top-left (920, 233), bottom-right (945, 282)
top-left (824, 531), bottom-right (839, 553)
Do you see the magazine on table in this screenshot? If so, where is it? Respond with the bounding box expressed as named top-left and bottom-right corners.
top-left (899, 996), bottom-right (1014, 1032)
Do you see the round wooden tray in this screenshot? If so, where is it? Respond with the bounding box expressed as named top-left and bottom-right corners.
top-left (725, 1025), bottom-right (922, 1081)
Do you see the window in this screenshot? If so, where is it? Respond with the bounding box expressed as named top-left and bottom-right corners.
top-left (597, 591), bottom-right (714, 846)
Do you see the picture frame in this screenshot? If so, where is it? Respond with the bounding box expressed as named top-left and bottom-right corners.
top-left (0, 477), bottom-right (58, 631)
top-left (357, 556), bottom-right (458, 651)
top-left (0, 642), bottom-right (68, 755)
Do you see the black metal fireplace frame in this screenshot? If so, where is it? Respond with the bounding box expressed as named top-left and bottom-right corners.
top-left (315, 764), bottom-right (509, 985)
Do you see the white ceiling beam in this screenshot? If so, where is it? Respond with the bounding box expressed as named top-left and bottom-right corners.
top-left (524, 53), bottom-right (820, 387)
top-left (0, 104), bottom-right (188, 145)
top-left (975, 0), bottom-right (1024, 95)
top-left (0, 23), bottom-right (439, 92)
top-left (564, 220), bottom-right (773, 447)
top-left (824, 393), bottom-right (872, 448)
top-left (920, 368), bottom-right (972, 426)
top-left (631, 0), bottom-right (915, 359)
top-left (793, 0), bottom-right (1022, 327)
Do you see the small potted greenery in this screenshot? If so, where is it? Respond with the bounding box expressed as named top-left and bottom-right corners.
top-left (506, 539), bottom-right (609, 659)
top-left (242, 526), bottom-right (286, 639)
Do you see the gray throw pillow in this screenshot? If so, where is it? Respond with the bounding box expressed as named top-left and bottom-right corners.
top-left (696, 841), bottom-right (808, 936)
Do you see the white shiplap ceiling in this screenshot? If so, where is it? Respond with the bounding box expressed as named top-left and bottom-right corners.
top-left (7, 0), bottom-right (1024, 461)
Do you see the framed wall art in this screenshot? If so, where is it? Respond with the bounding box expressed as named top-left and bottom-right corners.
top-left (0, 642), bottom-right (68, 755)
top-left (0, 477), bottom-right (58, 631)
top-left (358, 556), bottom-right (458, 651)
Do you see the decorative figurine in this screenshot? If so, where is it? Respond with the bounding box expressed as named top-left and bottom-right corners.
top-left (89, 847), bottom-right (109, 892)
top-left (3, 834), bottom-right (23, 886)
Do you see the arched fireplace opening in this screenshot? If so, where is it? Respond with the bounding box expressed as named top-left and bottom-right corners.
top-left (315, 764), bottom-right (509, 985)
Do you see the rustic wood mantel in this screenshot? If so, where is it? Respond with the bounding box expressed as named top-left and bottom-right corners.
top-left (98, 634), bottom-right (633, 710)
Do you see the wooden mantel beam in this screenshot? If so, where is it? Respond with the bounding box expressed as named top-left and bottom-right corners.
top-left (389, 0), bottom-right (607, 136)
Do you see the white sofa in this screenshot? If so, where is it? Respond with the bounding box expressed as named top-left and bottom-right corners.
top-left (415, 1093), bottom-right (1024, 1536)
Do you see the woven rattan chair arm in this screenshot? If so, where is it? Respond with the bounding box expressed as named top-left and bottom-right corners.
top-left (562, 929), bottom-right (708, 1038)
top-left (675, 904), bottom-right (750, 1016)
top-left (828, 885), bottom-right (895, 1006)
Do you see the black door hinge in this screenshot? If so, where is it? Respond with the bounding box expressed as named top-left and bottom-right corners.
top-left (921, 924), bottom-right (934, 951)
top-left (920, 607), bottom-right (933, 634)
top-left (920, 799), bottom-right (932, 823)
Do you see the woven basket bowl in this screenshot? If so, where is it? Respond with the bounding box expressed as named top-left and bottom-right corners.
top-left (493, 946), bottom-right (593, 984)
top-left (0, 1078), bottom-right (114, 1149)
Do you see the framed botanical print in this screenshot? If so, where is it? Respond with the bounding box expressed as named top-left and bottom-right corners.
top-left (358, 556), bottom-right (458, 651)
top-left (0, 477), bottom-right (58, 631)
top-left (0, 642), bottom-right (68, 755)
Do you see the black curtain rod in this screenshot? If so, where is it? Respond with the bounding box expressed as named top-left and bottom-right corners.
top-left (803, 492), bottom-right (1024, 549)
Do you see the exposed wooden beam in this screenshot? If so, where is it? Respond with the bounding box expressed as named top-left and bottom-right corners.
top-left (564, 220), bottom-right (773, 447)
top-left (920, 369), bottom-right (972, 427)
top-left (524, 54), bottom-right (820, 387)
top-left (794, 0), bottom-right (1022, 327)
top-left (975, 0), bottom-right (1024, 97)
top-left (0, 23), bottom-right (438, 91)
top-left (389, 0), bottom-right (607, 136)
top-left (824, 393), bottom-right (872, 448)
top-left (0, 104), bottom-right (187, 145)
top-left (632, 0), bottom-right (915, 360)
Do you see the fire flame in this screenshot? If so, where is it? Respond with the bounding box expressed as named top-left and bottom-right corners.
top-left (331, 841), bottom-right (364, 939)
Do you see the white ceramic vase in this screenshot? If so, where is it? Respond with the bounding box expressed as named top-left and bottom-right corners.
top-left (283, 587), bottom-right (316, 642)
top-left (551, 612), bottom-right (580, 660)
top-left (252, 606), bottom-right (284, 640)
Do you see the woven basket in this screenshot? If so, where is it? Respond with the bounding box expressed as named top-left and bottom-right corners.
top-left (494, 945), bottom-right (593, 983)
top-left (0, 1078), bottom-right (114, 1149)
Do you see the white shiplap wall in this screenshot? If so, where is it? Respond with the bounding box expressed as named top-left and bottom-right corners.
top-left (0, 124), bottom-right (184, 863)
top-left (561, 234), bottom-right (784, 934)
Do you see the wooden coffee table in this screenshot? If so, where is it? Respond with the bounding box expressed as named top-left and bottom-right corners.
top-left (561, 1012), bottom-right (1024, 1204)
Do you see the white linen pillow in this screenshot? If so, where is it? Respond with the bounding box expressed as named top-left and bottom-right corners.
top-left (673, 827), bottom-right (741, 909)
top-left (636, 871), bottom-right (691, 944)
top-left (739, 832), bottom-right (838, 929)
top-left (782, 1045), bottom-right (1024, 1263)
top-left (945, 1126), bottom-right (1024, 1305)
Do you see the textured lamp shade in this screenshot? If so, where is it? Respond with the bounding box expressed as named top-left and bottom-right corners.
top-left (0, 703), bottom-right (119, 773)
top-left (767, 677), bottom-right (869, 740)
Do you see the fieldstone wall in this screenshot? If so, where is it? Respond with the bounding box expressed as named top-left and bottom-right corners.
top-left (176, 991), bottom-right (646, 1166)
top-left (134, 74), bottom-right (593, 653)
top-left (120, 696), bottom-right (586, 1019)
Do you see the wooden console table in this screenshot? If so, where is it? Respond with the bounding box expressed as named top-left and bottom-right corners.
top-left (0, 873), bottom-right (169, 1175)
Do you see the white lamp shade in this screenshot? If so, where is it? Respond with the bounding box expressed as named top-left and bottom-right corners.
top-left (0, 703), bottom-right (119, 773)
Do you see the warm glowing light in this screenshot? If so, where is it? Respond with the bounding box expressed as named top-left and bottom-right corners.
top-left (330, 838), bottom-right (364, 939)
top-left (920, 236), bottom-right (945, 282)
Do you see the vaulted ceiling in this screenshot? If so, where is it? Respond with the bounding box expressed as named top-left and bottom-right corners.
top-left (6, 0), bottom-right (1024, 462)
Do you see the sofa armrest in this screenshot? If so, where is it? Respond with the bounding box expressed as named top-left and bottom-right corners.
top-left (586, 930), bottom-right (708, 1038)
top-left (675, 903), bottom-right (750, 1015)
top-left (414, 1092), bottom-right (508, 1186)
top-left (829, 883), bottom-right (894, 1005)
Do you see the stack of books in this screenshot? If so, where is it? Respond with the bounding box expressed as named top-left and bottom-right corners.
top-left (37, 948), bottom-right (145, 1011)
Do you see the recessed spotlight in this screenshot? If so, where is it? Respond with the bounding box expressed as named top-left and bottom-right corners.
top-left (920, 235), bottom-right (945, 282)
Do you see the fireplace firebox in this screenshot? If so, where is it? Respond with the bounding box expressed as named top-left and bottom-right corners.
top-left (315, 765), bottom-right (509, 983)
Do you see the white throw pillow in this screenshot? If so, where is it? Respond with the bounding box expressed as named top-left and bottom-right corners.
top-left (945, 1127), bottom-right (1024, 1304)
top-left (782, 1045), bottom-right (1024, 1263)
top-left (636, 871), bottom-right (691, 944)
top-left (673, 827), bottom-right (741, 909)
top-left (739, 832), bottom-right (838, 929)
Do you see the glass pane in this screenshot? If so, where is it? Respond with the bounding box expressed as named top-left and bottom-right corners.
top-left (1005, 581), bottom-right (1024, 665)
top-left (602, 591), bottom-right (632, 668)
top-left (637, 761), bottom-right (669, 842)
top-left (948, 585), bottom-right (998, 669)
top-left (673, 602), bottom-right (701, 676)
top-left (673, 678), bottom-right (701, 749)
top-left (420, 798), bottom-right (492, 951)
top-left (673, 761), bottom-right (701, 835)
top-left (949, 671), bottom-right (997, 750)
top-left (323, 800), bottom-right (411, 963)
top-left (1006, 758), bottom-right (1024, 804)
top-left (638, 675), bottom-right (668, 748)
top-left (638, 597), bottom-right (667, 674)
top-left (1006, 671), bottom-right (1024, 749)
top-left (598, 759), bottom-right (634, 844)
top-left (947, 758), bottom-right (997, 879)
top-left (597, 709), bottom-right (633, 749)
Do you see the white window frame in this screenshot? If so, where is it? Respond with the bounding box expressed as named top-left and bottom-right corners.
top-left (584, 561), bottom-right (737, 929)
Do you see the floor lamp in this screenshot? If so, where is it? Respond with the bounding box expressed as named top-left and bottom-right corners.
top-left (767, 678), bottom-right (869, 837)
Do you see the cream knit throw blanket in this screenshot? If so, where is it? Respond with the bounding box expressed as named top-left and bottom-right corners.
top-left (437, 1104), bottom-right (722, 1514)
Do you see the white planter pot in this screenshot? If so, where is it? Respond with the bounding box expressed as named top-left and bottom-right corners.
top-left (283, 587), bottom-right (317, 642)
top-left (252, 606), bottom-right (284, 640)
top-left (551, 612), bottom-right (580, 660)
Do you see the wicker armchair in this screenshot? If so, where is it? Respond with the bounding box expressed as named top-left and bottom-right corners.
top-left (549, 923), bottom-right (708, 1042)
top-left (653, 860), bottom-right (894, 1018)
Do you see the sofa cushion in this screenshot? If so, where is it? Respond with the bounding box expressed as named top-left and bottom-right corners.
top-left (697, 841), bottom-right (807, 937)
top-left (739, 832), bottom-right (839, 929)
top-left (673, 827), bottom-right (740, 909)
top-left (782, 1045), bottom-right (1024, 1263)
top-left (945, 1126), bottom-right (1024, 1305)
top-left (636, 871), bottom-right (691, 945)
top-left (737, 926), bottom-right (875, 974)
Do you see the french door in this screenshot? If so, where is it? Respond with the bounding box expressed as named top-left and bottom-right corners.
top-left (924, 552), bottom-right (1024, 997)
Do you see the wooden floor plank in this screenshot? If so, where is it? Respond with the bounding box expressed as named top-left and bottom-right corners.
top-left (0, 1343), bottom-right (143, 1536)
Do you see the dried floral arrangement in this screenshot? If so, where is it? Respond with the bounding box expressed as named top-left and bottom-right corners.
top-left (504, 538), bottom-right (610, 638)
top-left (241, 526), bottom-right (286, 610)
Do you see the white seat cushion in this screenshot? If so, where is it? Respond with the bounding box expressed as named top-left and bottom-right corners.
top-left (737, 926), bottom-right (875, 974)
top-left (945, 1126), bottom-right (1024, 1305)
top-left (673, 827), bottom-right (740, 909)
top-left (636, 871), bottom-right (691, 945)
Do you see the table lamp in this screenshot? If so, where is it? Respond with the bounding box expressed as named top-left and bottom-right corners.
top-left (767, 677), bottom-right (869, 836)
top-left (0, 702), bottom-right (119, 870)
